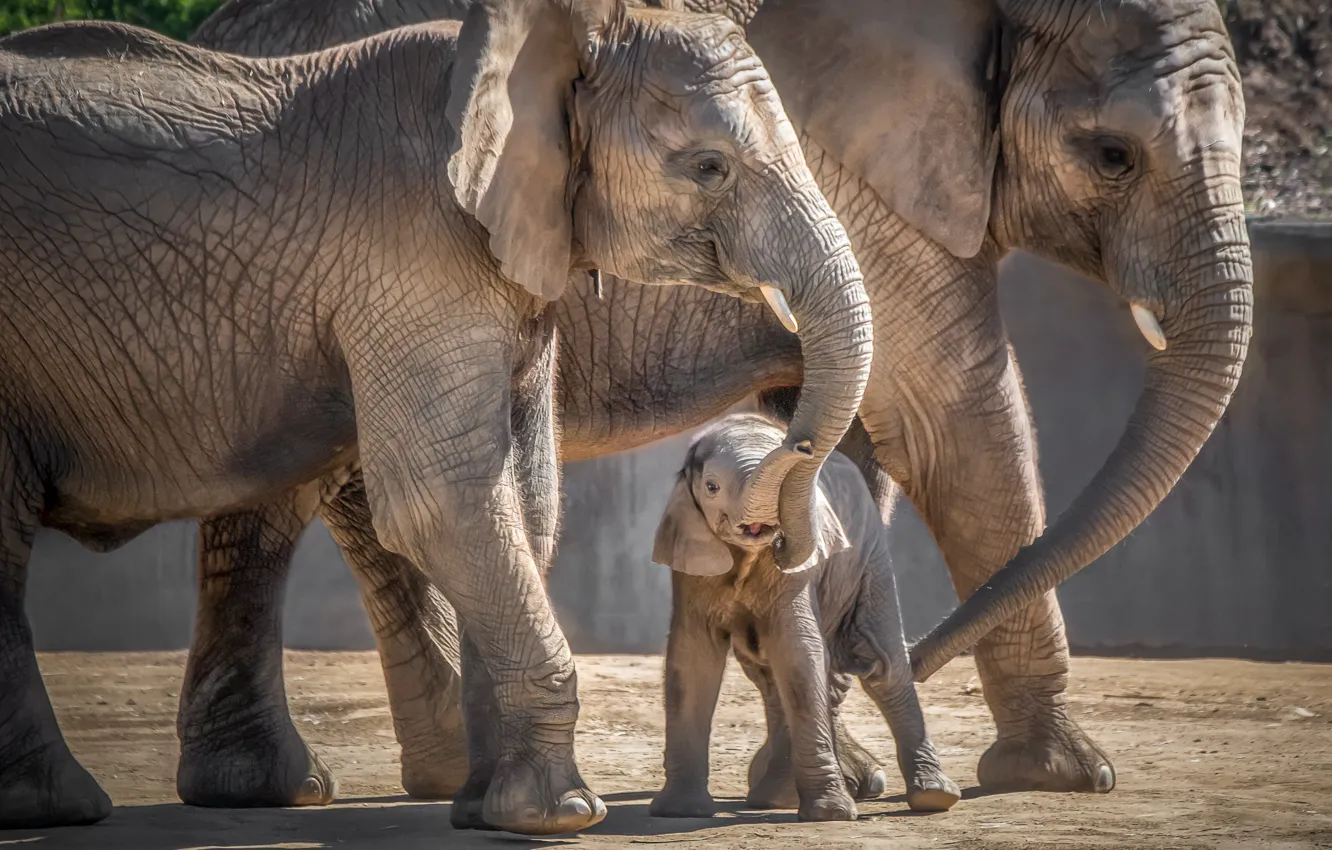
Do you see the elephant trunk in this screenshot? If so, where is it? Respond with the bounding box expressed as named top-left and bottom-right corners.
top-left (739, 208), bottom-right (873, 571)
top-left (910, 210), bottom-right (1254, 680)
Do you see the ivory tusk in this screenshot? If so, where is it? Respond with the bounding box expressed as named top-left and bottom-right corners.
top-left (1131, 303), bottom-right (1167, 351)
top-left (760, 285), bottom-right (798, 334)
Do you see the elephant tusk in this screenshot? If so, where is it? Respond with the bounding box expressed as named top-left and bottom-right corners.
top-left (1131, 303), bottom-right (1167, 351)
top-left (760, 285), bottom-right (798, 334)
top-left (588, 268), bottom-right (603, 300)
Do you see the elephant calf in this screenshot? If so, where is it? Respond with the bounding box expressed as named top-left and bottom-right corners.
top-left (649, 414), bottom-right (959, 821)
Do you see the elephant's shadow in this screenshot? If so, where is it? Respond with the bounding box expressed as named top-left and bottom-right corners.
top-left (0, 789), bottom-right (970, 849)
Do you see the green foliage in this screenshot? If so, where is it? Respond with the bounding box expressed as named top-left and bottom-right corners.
top-left (0, 0), bottom-right (224, 41)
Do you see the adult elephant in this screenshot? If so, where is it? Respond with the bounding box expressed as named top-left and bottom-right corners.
top-left (0, 1), bottom-right (875, 832)
top-left (180, 0), bottom-right (1253, 809)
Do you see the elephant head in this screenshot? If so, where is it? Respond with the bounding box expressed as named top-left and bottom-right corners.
top-left (652, 413), bottom-right (850, 575)
top-left (734, 0), bottom-right (1251, 674)
top-left (446, 0), bottom-right (873, 569)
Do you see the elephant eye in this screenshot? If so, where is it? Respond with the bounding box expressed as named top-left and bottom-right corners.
top-left (683, 151), bottom-right (729, 190)
top-left (1092, 136), bottom-right (1136, 179)
top-left (704, 479), bottom-right (720, 496)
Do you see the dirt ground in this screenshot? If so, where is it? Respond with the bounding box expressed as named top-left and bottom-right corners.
top-left (9, 652), bottom-right (1332, 850)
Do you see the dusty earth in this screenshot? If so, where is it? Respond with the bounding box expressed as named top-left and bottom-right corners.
top-left (5, 652), bottom-right (1330, 849)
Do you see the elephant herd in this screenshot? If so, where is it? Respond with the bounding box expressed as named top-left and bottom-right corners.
top-left (0, 0), bottom-right (1253, 838)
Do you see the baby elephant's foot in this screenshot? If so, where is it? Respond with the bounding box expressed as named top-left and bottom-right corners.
top-left (479, 752), bottom-right (606, 835)
top-left (798, 786), bottom-right (857, 822)
top-left (837, 733), bottom-right (888, 801)
top-left (746, 773), bottom-right (799, 810)
top-left (649, 784), bottom-right (717, 818)
top-left (905, 768), bottom-right (961, 813)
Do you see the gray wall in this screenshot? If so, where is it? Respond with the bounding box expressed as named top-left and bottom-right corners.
top-left (25, 221), bottom-right (1332, 660)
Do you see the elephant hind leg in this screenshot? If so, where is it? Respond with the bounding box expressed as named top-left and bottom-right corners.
top-left (0, 443), bottom-right (111, 829)
top-left (852, 549), bottom-right (959, 813)
top-left (176, 488), bottom-right (336, 809)
top-left (321, 472), bottom-right (468, 802)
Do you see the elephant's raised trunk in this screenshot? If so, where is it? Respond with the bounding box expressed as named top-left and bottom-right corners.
top-left (740, 210), bottom-right (873, 571)
top-left (910, 208), bottom-right (1253, 680)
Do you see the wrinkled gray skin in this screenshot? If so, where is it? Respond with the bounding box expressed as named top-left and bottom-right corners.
top-left (180, 0), bottom-right (1253, 812)
top-left (0, 3), bottom-right (875, 833)
top-left (648, 414), bottom-right (960, 822)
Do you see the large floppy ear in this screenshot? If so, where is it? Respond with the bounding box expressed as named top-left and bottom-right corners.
top-left (447, 0), bottom-right (625, 300)
top-left (746, 0), bottom-right (1005, 259)
top-left (652, 476), bottom-right (735, 576)
top-left (777, 478), bottom-right (850, 574)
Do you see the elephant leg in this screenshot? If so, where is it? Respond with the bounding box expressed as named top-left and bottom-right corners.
top-left (851, 285), bottom-right (1112, 793)
top-left (648, 590), bottom-right (726, 819)
top-left (743, 652), bottom-right (884, 809)
top-left (177, 487), bottom-right (337, 808)
top-left (0, 446), bottom-right (111, 829)
top-left (319, 473), bottom-right (468, 800)
top-left (763, 588), bottom-right (855, 822)
top-left (738, 654), bottom-right (797, 809)
top-left (827, 673), bottom-right (888, 801)
top-left (852, 544), bottom-right (958, 812)
top-left (353, 324), bottom-right (600, 836)
top-left (449, 323), bottom-right (562, 830)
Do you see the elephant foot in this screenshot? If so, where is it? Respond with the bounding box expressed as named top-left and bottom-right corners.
top-left (836, 734), bottom-right (888, 801)
top-left (177, 721), bottom-right (337, 808)
top-left (448, 773), bottom-right (494, 831)
top-left (977, 718), bottom-right (1115, 794)
top-left (746, 771), bottom-right (799, 810)
top-left (649, 784), bottom-right (717, 818)
top-left (747, 737), bottom-right (884, 807)
top-left (0, 740), bottom-right (111, 829)
top-left (401, 746), bottom-right (469, 799)
top-left (798, 787), bottom-right (857, 822)
top-left (905, 770), bottom-right (961, 812)
top-left (455, 752), bottom-right (605, 835)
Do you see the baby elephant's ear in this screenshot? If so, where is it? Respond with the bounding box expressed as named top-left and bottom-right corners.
top-left (776, 482), bottom-right (850, 574)
top-left (653, 477), bottom-right (734, 576)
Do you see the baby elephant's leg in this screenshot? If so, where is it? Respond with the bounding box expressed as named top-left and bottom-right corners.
top-left (738, 654), bottom-right (797, 809)
top-left (765, 586), bottom-right (856, 822)
top-left (744, 664), bottom-right (886, 805)
top-left (854, 555), bottom-right (960, 812)
top-left (650, 583), bottom-right (727, 818)
top-left (828, 673), bottom-right (888, 800)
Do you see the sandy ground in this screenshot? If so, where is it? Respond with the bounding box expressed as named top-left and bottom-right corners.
top-left (9, 652), bottom-right (1332, 849)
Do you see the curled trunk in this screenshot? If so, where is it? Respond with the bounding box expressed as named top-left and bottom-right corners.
top-left (740, 211), bottom-right (873, 571)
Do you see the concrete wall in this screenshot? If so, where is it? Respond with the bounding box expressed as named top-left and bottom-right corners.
top-left (25, 221), bottom-right (1332, 660)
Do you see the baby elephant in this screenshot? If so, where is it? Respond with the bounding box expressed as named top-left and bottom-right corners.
top-left (649, 414), bottom-right (960, 821)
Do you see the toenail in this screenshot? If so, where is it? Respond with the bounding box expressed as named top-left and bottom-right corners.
top-left (1094, 765), bottom-right (1115, 793)
top-left (562, 797), bottom-right (591, 818)
top-left (593, 797), bottom-right (607, 819)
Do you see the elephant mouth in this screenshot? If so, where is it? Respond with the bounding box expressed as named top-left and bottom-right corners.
top-left (736, 522), bottom-right (777, 545)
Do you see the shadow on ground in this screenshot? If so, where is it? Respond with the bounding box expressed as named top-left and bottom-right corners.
top-left (5, 792), bottom-right (842, 850)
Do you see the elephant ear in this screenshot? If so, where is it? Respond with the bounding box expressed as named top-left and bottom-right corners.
top-left (653, 476), bottom-right (735, 576)
top-left (746, 0), bottom-right (1004, 259)
top-left (446, 0), bottom-right (625, 300)
top-left (776, 478), bottom-right (849, 574)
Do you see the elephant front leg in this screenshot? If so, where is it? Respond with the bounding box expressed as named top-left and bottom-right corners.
top-left (449, 319), bottom-right (563, 830)
top-left (0, 447), bottom-right (111, 828)
top-left (350, 326), bottom-right (601, 836)
top-left (649, 590), bottom-right (727, 819)
top-left (177, 490), bottom-right (337, 808)
top-left (764, 589), bottom-right (855, 822)
top-left (319, 474), bottom-right (468, 800)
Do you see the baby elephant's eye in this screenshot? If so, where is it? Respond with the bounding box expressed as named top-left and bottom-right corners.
top-left (704, 479), bottom-right (720, 495)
